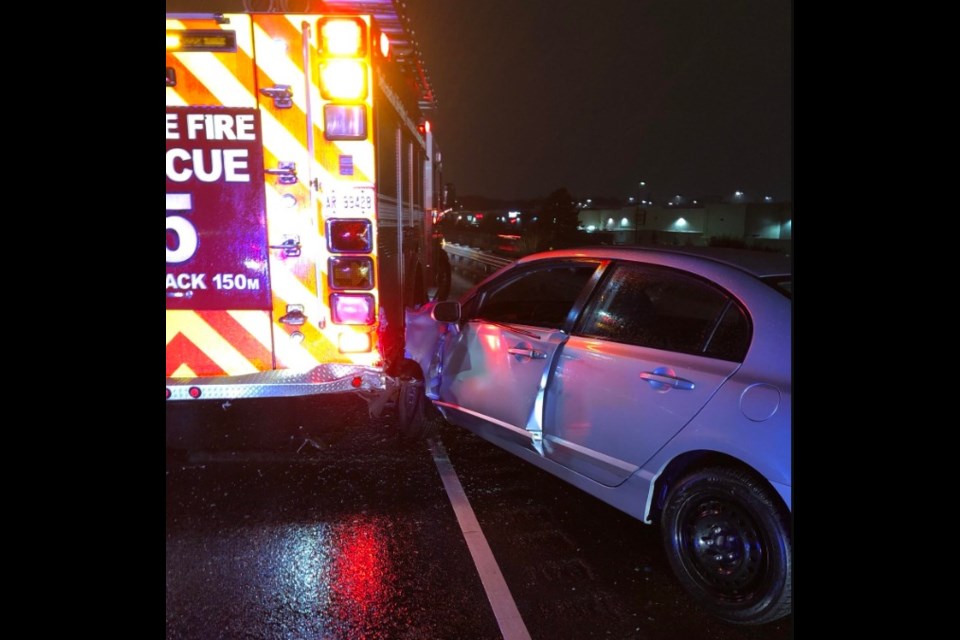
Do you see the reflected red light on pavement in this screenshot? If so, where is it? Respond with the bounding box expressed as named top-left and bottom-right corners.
top-left (330, 520), bottom-right (390, 624)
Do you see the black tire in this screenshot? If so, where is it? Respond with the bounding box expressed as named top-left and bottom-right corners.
top-left (660, 466), bottom-right (792, 625)
top-left (408, 262), bottom-right (428, 308)
top-left (396, 360), bottom-right (442, 440)
top-left (432, 251), bottom-right (452, 301)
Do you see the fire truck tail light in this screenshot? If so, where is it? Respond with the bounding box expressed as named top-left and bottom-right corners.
top-left (338, 330), bottom-right (372, 353)
top-left (324, 104), bottom-right (367, 140)
top-left (319, 60), bottom-right (367, 100)
top-left (331, 293), bottom-right (375, 325)
top-left (379, 31), bottom-right (390, 58)
top-left (189, 387), bottom-right (202, 399)
top-left (328, 219), bottom-right (372, 252)
top-left (320, 18), bottom-right (365, 56)
top-left (330, 256), bottom-right (374, 289)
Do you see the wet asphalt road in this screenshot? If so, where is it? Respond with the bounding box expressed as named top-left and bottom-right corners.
top-left (166, 393), bottom-right (793, 640)
top-left (167, 270), bottom-right (793, 639)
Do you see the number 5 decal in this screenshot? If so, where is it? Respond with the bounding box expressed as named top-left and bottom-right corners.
top-left (166, 193), bottom-right (198, 264)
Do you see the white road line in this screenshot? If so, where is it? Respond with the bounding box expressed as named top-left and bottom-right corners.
top-left (429, 438), bottom-right (532, 640)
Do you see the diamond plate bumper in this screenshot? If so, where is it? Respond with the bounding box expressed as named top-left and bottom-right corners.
top-left (166, 364), bottom-right (387, 401)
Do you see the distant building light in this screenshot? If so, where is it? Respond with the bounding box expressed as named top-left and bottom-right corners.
top-left (586, 225), bottom-right (596, 232)
top-left (676, 217), bottom-right (688, 227)
top-left (692, 200), bottom-right (698, 204)
top-left (735, 191), bottom-right (744, 197)
top-left (607, 218), bottom-right (614, 225)
top-left (620, 217), bottom-right (629, 227)
top-left (765, 196), bottom-right (773, 202)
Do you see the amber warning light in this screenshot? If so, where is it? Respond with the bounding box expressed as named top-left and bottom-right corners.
top-left (320, 18), bottom-right (365, 56)
top-left (319, 60), bottom-right (367, 101)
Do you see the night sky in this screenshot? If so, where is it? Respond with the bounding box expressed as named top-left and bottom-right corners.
top-left (168, 0), bottom-right (792, 203)
top-left (402, 0), bottom-right (792, 203)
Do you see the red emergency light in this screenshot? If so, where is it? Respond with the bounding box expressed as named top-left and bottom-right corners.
top-left (331, 293), bottom-right (375, 325)
top-left (327, 219), bottom-right (372, 253)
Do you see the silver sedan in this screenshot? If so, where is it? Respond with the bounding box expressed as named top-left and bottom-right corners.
top-left (403, 246), bottom-right (792, 625)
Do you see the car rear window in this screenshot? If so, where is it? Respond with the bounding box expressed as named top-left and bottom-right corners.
top-left (762, 275), bottom-right (792, 299)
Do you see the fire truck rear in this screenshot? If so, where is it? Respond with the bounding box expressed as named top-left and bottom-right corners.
top-left (165, 2), bottom-right (450, 435)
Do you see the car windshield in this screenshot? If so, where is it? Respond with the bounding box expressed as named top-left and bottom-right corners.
top-left (762, 275), bottom-right (792, 299)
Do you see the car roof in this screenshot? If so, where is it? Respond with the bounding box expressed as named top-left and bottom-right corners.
top-left (516, 245), bottom-right (792, 279)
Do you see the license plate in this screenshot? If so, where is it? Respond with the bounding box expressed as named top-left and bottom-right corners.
top-left (323, 187), bottom-right (375, 216)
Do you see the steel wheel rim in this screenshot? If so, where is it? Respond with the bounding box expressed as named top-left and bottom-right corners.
top-left (675, 492), bottom-right (773, 606)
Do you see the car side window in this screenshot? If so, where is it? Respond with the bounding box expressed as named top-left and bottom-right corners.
top-left (577, 263), bottom-right (751, 360)
top-left (474, 263), bottom-right (598, 329)
top-left (703, 302), bottom-right (751, 361)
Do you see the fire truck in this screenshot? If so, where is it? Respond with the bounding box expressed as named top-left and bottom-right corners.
top-left (166, 1), bottom-right (451, 436)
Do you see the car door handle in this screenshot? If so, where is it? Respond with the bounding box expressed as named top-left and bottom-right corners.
top-left (640, 371), bottom-right (696, 390)
top-left (508, 347), bottom-right (547, 359)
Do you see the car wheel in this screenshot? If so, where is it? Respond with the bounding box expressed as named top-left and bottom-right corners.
top-left (660, 466), bottom-right (792, 625)
top-left (396, 360), bottom-right (442, 440)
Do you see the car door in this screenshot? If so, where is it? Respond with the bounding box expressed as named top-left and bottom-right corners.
top-left (435, 260), bottom-right (600, 452)
top-left (542, 261), bottom-right (751, 486)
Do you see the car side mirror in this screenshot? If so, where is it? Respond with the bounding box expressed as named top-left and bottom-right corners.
top-left (432, 300), bottom-right (461, 323)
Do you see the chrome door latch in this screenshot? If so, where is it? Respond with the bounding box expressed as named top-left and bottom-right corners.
top-left (259, 85), bottom-right (293, 109)
top-left (269, 235), bottom-right (301, 257)
top-left (266, 161), bottom-right (297, 185)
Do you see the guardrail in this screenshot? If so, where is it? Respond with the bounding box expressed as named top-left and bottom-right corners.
top-left (442, 242), bottom-right (513, 279)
